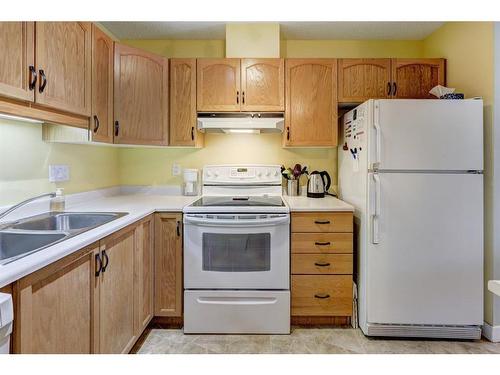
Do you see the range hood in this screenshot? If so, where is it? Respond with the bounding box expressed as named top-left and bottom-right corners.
top-left (197, 113), bottom-right (284, 134)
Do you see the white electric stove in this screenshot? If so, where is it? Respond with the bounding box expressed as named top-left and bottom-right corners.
top-left (183, 165), bottom-right (290, 334)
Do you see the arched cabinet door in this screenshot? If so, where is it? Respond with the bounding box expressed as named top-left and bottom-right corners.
top-left (114, 43), bottom-right (169, 146)
top-left (284, 59), bottom-right (338, 147)
top-left (197, 58), bottom-right (241, 112)
top-left (338, 59), bottom-right (392, 103)
top-left (392, 58), bottom-right (446, 99)
top-left (240, 58), bottom-right (284, 111)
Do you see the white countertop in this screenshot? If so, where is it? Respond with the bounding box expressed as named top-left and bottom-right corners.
top-left (0, 192), bottom-right (198, 288)
top-left (488, 280), bottom-right (500, 297)
top-left (283, 195), bottom-right (354, 212)
top-left (0, 188), bottom-right (353, 288)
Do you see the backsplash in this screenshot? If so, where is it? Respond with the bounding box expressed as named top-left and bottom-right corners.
top-left (0, 119), bottom-right (120, 206)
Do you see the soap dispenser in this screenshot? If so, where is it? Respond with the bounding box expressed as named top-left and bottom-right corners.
top-left (50, 188), bottom-right (65, 212)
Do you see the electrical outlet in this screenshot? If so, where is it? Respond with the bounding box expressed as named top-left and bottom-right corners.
top-left (172, 163), bottom-right (181, 176)
top-left (49, 165), bottom-right (70, 182)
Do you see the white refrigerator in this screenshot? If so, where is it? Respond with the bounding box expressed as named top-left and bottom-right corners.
top-left (338, 99), bottom-right (484, 339)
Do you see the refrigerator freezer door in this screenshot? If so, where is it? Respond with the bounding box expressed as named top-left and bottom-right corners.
top-left (366, 172), bottom-right (483, 326)
top-left (369, 99), bottom-right (484, 171)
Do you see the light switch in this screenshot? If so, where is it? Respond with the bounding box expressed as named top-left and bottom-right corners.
top-left (172, 163), bottom-right (181, 176)
top-left (49, 165), bottom-right (70, 182)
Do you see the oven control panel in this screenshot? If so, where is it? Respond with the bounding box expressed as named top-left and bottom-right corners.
top-left (203, 165), bottom-right (282, 185)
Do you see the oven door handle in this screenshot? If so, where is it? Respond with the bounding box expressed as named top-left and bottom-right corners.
top-left (197, 297), bottom-right (278, 305)
top-left (184, 215), bottom-right (289, 227)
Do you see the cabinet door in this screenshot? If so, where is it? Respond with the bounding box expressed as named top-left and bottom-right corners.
top-left (114, 43), bottom-right (169, 145)
top-left (154, 213), bottom-right (183, 317)
top-left (240, 58), bottom-right (284, 111)
top-left (0, 22), bottom-right (35, 102)
top-left (14, 244), bottom-right (98, 354)
top-left (284, 59), bottom-right (338, 147)
top-left (197, 58), bottom-right (241, 112)
top-left (170, 59), bottom-right (202, 146)
top-left (134, 215), bottom-right (154, 335)
top-left (392, 58), bottom-right (446, 99)
top-left (338, 59), bottom-right (391, 103)
top-left (91, 24), bottom-right (114, 143)
top-left (35, 22), bottom-right (92, 116)
top-left (98, 226), bottom-right (136, 354)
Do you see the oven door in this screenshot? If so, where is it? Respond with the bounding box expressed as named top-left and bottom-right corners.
top-left (183, 213), bottom-right (290, 290)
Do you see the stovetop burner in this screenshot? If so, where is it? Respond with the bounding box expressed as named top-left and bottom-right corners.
top-left (190, 195), bottom-right (285, 208)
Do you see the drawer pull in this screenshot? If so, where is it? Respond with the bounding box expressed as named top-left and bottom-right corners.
top-left (315, 241), bottom-right (331, 246)
top-left (314, 220), bottom-right (331, 225)
top-left (314, 262), bottom-right (331, 267)
top-left (314, 293), bottom-right (330, 299)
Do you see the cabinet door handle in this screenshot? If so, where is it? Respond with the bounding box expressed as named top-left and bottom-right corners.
top-left (392, 82), bottom-right (397, 96)
top-left (314, 220), bottom-right (331, 225)
top-left (95, 253), bottom-right (102, 277)
top-left (315, 241), bottom-right (331, 246)
top-left (387, 82), bottom-right (391, 96)
top-left (29, 66), bottom-right (37, 90)
top-left (236, 91), bottom-right (239, 104)
top-left (191, 126), bottom-right (194, 141)
top-left (314, 262), bottom-right (331, 267)
top-left (101, 250), bottom-right (109, 272)
top-left (114, 121), bottom-right (119, 137)
top-left (314, 293), bottom-right (330, 299)
top-left (93, 115), bottom-right (100, 133)
top-left (38, 69), bottom-right (47, 93)
top-left (176, 221), bottom-right (181, 237)
top-left (286, 127), bottom-right (290, 141)
top-left (242, 91), bottom-right (245, 104)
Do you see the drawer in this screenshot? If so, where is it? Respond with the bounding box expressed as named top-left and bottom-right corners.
top-left (292, 254), bottom-right (352, 275)
top-left (291, 233), bottom-right (352, 254)
top-left (291, 275), bottom-right (352, 316)
top-left (291, 212), bottom-right (353, 233)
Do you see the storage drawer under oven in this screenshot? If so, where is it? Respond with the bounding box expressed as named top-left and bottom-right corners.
top-left (184, 290), bottom-right (290, 334)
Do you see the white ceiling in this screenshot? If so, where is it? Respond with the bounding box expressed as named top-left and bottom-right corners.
top-left (101, 21), bottom-right (444, 41)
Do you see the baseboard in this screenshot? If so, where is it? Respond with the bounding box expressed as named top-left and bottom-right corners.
top-left (482, 322), bottom-right (500, 342)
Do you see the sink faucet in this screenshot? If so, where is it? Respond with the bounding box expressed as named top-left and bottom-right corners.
top-left (0, 192), bottom-right (56, 222)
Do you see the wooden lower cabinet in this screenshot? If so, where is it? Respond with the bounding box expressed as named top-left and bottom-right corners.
top-left (290, 211), bottom-right (354, 325)
top-left (97, 225), bottom-right (136, 354)
top-left (14, 244), bottom-right (98, 354)
top-left (154, 213), bottom-right (183, 317)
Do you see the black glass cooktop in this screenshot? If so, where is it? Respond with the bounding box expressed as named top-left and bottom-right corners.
top-left (190, 196), bottom-right (285, 207)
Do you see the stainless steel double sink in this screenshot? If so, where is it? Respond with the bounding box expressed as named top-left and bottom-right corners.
top-left (0, 212), bottom-right (128, 265)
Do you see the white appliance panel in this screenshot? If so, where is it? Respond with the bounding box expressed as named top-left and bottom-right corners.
top-left (366, 172), bottom-right (483, 325)
top-left (183, 214), bottom-right (290, 290)
top-left (369, 99), bottom-right (484, 171)
top-left (184, 290), bottom-right (290, 334)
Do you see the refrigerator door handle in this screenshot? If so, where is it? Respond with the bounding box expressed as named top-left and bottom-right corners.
top-left (372, 173), bottom-right (381, 244)
top-left (373, 117), bottom-right (381, 169)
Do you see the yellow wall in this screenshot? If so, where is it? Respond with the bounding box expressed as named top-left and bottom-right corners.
top-left (0, 119), bottom-right (120, 206)
top-left (121, 39), bottom-right (225, 58)
top-left (226, 23), bottom-right (280, 58)
top-left (423, 22), bottom-right (495, 325)
top-left (281, 40), bottom-right (424, 58)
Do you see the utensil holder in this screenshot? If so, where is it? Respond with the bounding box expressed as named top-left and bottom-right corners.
top-left (287, 180), bottom-right (299, 196)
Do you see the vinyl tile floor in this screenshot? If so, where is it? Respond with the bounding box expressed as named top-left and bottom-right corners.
top-left (136, 328), bottom-right (500, 354)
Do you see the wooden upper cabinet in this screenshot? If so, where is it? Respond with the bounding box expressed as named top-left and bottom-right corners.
top-left (170, 59), bottom-right (202, 147)
top-left (91, 25), bottom-right (114, 143)
top-left (197, 58), bottom-right (241, 112)
top-left (392, 58), bottom-right (445, 99)
top-left (14, 244), bottom-right (98, 354)
top-left (98, 226), bottom-right (137, 354)
top-left (0, 22), bottom-right (35, 102)
top-left (154, 213), bottom-right (183, 317)
top-left (284, 59), bottom-right (338, 147)
top-left (338, 59), bottom-right (391, 103)
top-left (114, 43), bottom-right (169, 146)
top-left (35, 22), bottom-right (92, 116)
top-left (240, 58), bottom-right (284, 111)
